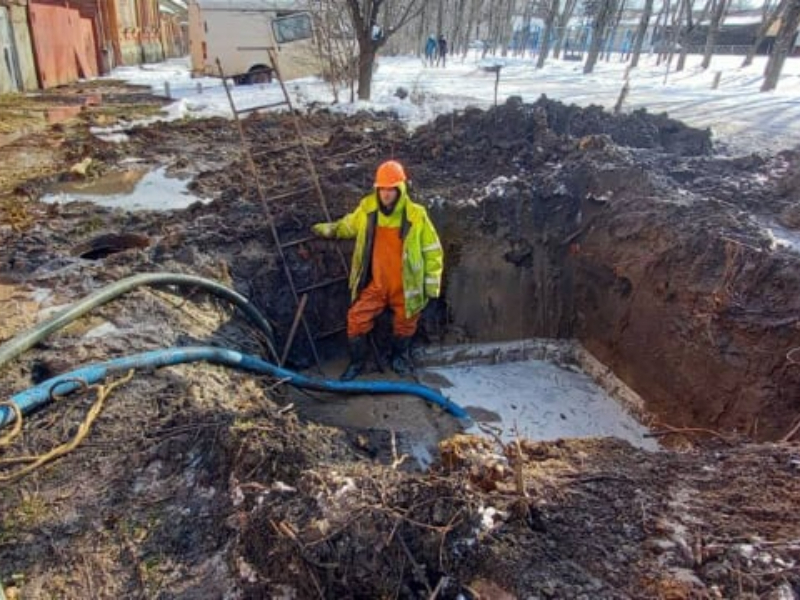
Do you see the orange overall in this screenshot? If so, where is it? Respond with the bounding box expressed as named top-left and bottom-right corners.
top-left (346, 225), bottom-right (420, 338)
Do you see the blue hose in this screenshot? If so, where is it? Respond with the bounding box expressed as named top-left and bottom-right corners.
top-left (0, 346), bottom-right (470, 428)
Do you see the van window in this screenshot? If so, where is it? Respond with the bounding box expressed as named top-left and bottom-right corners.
top-left (272, 13), bottom-right (313, 44)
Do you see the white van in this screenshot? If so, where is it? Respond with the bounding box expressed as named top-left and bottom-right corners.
top-left (188, 0), bottom-right (320, 84)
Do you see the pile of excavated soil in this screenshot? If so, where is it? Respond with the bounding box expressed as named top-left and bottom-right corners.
top-left (1, 87), bottom-right (800, 598)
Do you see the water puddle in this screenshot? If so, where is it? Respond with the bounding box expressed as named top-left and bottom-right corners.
top-left (293, 339), bottom-right (658, 470)
top-left (42, 167), bottom-right (209, 212)
top-left (749, 215), bottom-right (800, 253)
top-left (424, 359), bottom-right (657, 450)
top-left (764, 222), bottom-right (800, 253)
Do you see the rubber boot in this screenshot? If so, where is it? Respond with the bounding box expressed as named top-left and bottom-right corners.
top-left (340, 335), bottom-right (367, 381)
top-left (390, 335), bottom-right (414, 376)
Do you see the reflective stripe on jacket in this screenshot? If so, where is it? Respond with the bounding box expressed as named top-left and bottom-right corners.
top-left (321, 182), bottom-right (443, 317)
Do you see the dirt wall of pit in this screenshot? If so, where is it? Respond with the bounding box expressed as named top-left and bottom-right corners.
top-left (427, 186), bottom-right (576, 342)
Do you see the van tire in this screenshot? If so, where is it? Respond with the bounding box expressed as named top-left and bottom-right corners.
top-left (246, 66), bottom-right (273, 84)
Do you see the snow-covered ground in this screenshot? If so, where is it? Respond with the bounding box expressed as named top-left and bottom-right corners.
top-left (105, 51), bottom-right (800, 155)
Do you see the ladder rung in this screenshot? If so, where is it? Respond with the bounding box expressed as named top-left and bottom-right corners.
top-left (235, 100), bottom-right (288, 115)
top-left (296, 276), bottom-right (348, 295)
top-left (252, 143), bottom-right (302, 158)
top-left (315, 325), bottom-right (346, 340)
top-left (264, 186), bottom-right (313, 201)
top-left (280, 235), bottom-right (317, 249)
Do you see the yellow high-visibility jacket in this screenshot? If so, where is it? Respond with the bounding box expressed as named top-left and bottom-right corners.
top-left (315, 182), bottom-right (444, 317)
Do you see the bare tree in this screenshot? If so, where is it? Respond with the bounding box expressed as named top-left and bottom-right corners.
top-left (346, 0), bottom-right (429, 100)
top-left (552, 0), bottom-right (580, 59)
top-left (413, 0), bottom-right (428, 57)
top-left (517, 1), bottom-right (535, 57)
top-left (630, 0), bottom-right (654, 67)
top-left (654, 0), bottom-right (672, 66)
top-left (483, 1), bottom-right (499, 56)
top-left (536, 0), bottom-right (561, 67)
top-left (312, 0), bottom-right (360, 102)
top-left (451, 0), bottom-right (469, 56)
top-left (461, 0), bottom-right (482, 57)
top-left (583, 0), bottom-right (620, 74)
top-left (675, 0), bottom-right (712, 72)
top-left (603, 0), bottom-right (627, 61)
top-left (742, 0), bottom-right (786, 67)
top-left (761, 0), bottom-right (800, 91)
top-left (498, 0), bottom-right (516, 56)
top-left (701, 0), bottom-right (731, 69)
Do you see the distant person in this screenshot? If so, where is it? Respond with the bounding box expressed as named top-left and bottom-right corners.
top-left (311, 160), bottom-right (444, 380)
top-left (425, 35), bottom-right (437, 67)
top-left (436, 35), bottom-right (448, 67)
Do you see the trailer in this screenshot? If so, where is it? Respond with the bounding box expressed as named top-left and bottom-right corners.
top-left (188, 0), bottom-right (319, 83)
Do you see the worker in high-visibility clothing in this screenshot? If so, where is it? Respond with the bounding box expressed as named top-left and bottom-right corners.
top-left (312, 160), bottom-right (444, 380)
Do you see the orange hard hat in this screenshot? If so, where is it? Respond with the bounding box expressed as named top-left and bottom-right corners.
top-left (374, 160), bottom-right (407, 188)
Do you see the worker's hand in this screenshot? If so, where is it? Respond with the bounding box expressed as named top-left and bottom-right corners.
top-left (312, 223), bottom-right (334, 238)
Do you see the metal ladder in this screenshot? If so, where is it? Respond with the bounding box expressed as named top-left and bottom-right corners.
top-left (216, 49), bottom-right (349, 371)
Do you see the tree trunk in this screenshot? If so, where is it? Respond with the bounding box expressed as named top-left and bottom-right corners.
top-left (462, 0), bottom-right (479, 57)
top-left (762, 0), bottom-right (800, 91)
top-left (654, 0), bottom-right (670, 66)
top-left (518, 2), bottom-right (533, 57)
top-left (478, 6), bottom-right (494, 58)
top-left (584, 0), bottom-right (618, 74)
top-left (415, 0), bottom-right (427, 57)
top-left (630, 0), bottom-right (654, 67)
top-left (701, 0), bottom-right (730, 69)
top-left (675, 0), bottom-right (711, 72)
top-left (536, 0), bottom-right (560, 68)
top-left (357, 47), bottom-right (376, 99)
top-left (552, 0), bottom-right (578, 59)
top-left (742, 0), bottom-right (786, 67)
top-left (674, 0), bottom-right (693, 71)
top-left (500, 0), bottom-right (515, 57)
top-left (451, 0), bottom-right (467, 56)
top-left (603, 0), bottom-right (626, 61)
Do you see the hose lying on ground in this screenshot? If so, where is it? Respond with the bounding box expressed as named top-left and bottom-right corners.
top-left (0, 272), bottom-right (279, 367)
top-left (0, 346), bottom-right (471, 428)
top-left (1, 370), bottom-right (134, 483)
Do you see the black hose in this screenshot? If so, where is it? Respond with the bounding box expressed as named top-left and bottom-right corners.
top-left (0, 272), bottom-right (279, 368)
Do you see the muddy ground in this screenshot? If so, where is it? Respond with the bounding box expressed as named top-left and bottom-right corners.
top-left (0, 82), bottom-right (799, 599)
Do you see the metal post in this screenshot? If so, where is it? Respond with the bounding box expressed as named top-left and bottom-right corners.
top-left (494, 67), bottom-right (501, 107)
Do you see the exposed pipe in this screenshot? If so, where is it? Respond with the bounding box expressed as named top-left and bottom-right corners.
top-left (0, 273), bottom-right (279, 368)
top-left (0, 346), bottom-right (471, 428)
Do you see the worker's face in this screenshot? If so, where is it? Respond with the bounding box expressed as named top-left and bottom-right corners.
top-left (378, 187), bottom-right (399, 210)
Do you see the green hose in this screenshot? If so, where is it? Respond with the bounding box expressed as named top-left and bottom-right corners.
top-left (0, 272), bottom-right (279, 367)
